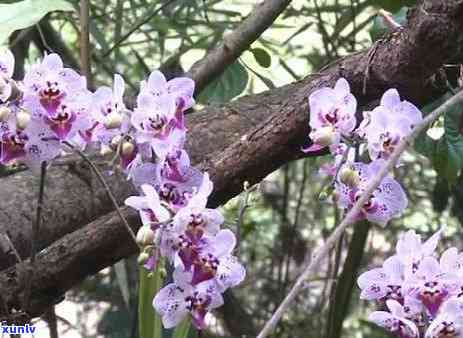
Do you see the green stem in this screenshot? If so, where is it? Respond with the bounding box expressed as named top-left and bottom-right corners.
top-left (327, 221), bottom-right (370, 338)
top-left (23, 161), bottom-right (47, 311)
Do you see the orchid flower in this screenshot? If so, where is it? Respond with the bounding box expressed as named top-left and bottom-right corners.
top-left (125, 184), bottom-right (171, 228)
top-left (153, 268), bottom-right (223, 330)
top-left (358, 255), bottom-right (405, 303)
top-left (140, 70), bottom-right (195, 112)
top-left (363, 89), bottom-right (423, 160)
top-left (425, 299), bottom-right (463, 338)
top-left (89, 74), bottom-right (130, 145)
top-left (0, 49), bottom-right (15, 103)
top-left (395, 227), bottom-right (445, 274)
top-left (304, 78), bottom-right (357, 153)
top-left (369, 299), bottom-right (420, 338)
top-left (334, 160), bottom-right (408, 226)
top-left (23, 53), bottom-right (87, 116)
top-left (131, 93), bottom-right (185, 160)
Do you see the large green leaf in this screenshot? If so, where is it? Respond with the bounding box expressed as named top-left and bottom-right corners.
top-left (415, 103), bottom-right (463, 185)
top-left (0, 0), bottom-right (74, 45)
top-left (114, 260), bottom-right (130, 310)
top-left (139, 265), bottom-right (164, 338)
top-left (198, 61), bottom-right (249, 104)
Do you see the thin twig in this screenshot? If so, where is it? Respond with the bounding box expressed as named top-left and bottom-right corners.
top-left (23, 161), bottom-right (47, 312)
top-left (62, 141), bottom-right (138, 245)
top-left (256, 89), bottom-right (463, 338)
top-left (283, 159), bottom-right (309, 288)
top-left (80, 0), bottom-right (92, 86)
top-left (3, 233), bottom-right (22, 263)
top-left (236, 181), bottom-right (253, 253)
top-left (378, 9), bottom-right (402, 30)
top-left (102, 0), bottom-right (177, 57)
top-left (35, 24), bottom-right (54, 53)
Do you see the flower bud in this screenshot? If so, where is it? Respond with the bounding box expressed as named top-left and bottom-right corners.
top-left (339, 167), bottom-right (360, 188)
top-left (16, 109), bottom-right (31, 130)
top-left (104, 113), bottom-right (123, 129)
top-left (159, 266), bottom-right (167, 278)
top-left (0, 106), bottom-right (11, 122)
top-left (136, 226), bottom-right (155, 246)
top-left (137, 252), bottom-right (150, 265)
top-left (318, 185), bottom-right (334, 201)
top-left (310, 126), bottom-right (336, 147)
top-left (100, 145), bottom-right (114, 156)
top-left (111, 135), bottom-right (122, 148)
top-left (121, 141), bottom-right (135, 156)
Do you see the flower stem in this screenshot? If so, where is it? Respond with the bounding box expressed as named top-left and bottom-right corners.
top-left (23, 160), bottom-right (47, 311)
top-left (62, 141), bottom-right (138, 246)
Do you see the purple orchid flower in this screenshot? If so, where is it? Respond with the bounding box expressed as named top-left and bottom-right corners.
top-left (362, 89), bottom-right (423, 160)
top-left (395, 227), bottom-right (445, 275)
top-left (404, 256), bottom-right (457, 317)
top-left (172, 172), bottom-right (223, 242)
top-left (140, 70), bottom-right (195, 112)
top-left (439, 248), bottom-right (463, 300)
top-left (188, 229), bottom-right (245, 290)
top-left (0, 111), bottom-right (60, 166)
top-left (129, 150), bottom-right (203, 211)
top-left (23, 53), bottom-right (87, 116)
top-left (369, 299), bottom-right (420, 338)
top-left (425, 298), bottom-right (463, 338)
top-left (153, 267), bottom-right (223, 330)
top-left (358, 255), bottom-right (406, 303)
top-left (160, 228), bottom-right (244, 291)
top-left (89, 74), bottom-right (131, 146)
top-left (125, 184), bottom-right (171, 228)
top-left (335, 160), bottom-right (408, 226)
top-left (131, 93), bottom-right (185, 161)
top-left (0, 49), bottom-right (14, 103)
top-left (304, 78), bottom-right (357, 153)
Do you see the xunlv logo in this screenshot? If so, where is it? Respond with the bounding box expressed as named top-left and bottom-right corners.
top-left (1, 324), bottom-right (37, 334)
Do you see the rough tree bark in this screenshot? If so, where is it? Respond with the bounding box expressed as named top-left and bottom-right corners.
top-left (0, 0), bottom-right (462, 320)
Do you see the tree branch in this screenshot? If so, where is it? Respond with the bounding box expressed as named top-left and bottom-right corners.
top-left (187, 0), bottom-right (293, 93)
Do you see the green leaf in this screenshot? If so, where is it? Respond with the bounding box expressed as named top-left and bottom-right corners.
top-left (250, 48), bottom-right (271, 68)
top-left (172, 318), bottom-right (191, 338)
top-left (114, 260), bottom-right (130, 310)
top-left (369, 7), bottom-right (408, 42)
top-left (0, 0), bottom-right (74, 45)
top-left (139, 264), bottom-right (164, 338)
top-left (241, 59), bottom-right (275, 90)
top-left (198, 61), bottom-right (248, 104)
top-left (415, 103), bottom-right (463, 185)
top-left (432, 177), bottom-right (450, 213)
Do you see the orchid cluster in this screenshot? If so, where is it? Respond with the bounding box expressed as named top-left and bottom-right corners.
top-left (305, 78), bottom-right (419, 226)
top-left (358, 228), bottom-right (463, 338)
top-left (0, 50), bottom-right (244, 330)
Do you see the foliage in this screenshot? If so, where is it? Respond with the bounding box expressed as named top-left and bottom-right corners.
top-left (0, 0), bottom-right (73, 45)
top-left (415, 99), bottom-right (463, 185)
